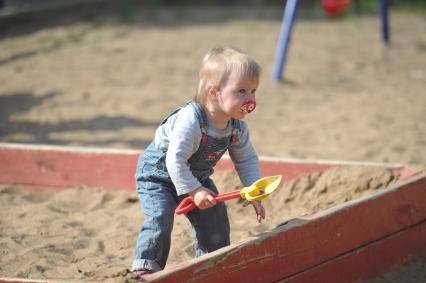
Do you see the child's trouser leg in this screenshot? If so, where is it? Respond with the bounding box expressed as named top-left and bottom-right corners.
top-left (186, 179), bottom-right (231, 257)
top-left (131, 181), bottom-right (177, 272)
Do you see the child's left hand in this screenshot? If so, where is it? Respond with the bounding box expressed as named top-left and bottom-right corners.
top-left (243, 201), bottom-right (265, 223)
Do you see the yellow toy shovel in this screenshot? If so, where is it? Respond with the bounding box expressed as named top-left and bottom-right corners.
top-left (175, 175), bottom-right (282, 215)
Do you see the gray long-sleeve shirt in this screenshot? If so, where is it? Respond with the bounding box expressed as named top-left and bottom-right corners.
top-left (154, 104), bottom-right (260, 195)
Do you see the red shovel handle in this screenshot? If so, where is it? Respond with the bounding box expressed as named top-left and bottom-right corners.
top-left (175, 189), bottom-right (242, 215)
top-left (175, 197), bottom-right (196, 215)
top-left (214, 190), bottom-right (241, 202)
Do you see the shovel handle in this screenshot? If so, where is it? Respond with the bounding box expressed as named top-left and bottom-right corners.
top-left (175, 197), bottom-right (196, 215)
top-left (214, 190), bottom-right (242, 201)
top-left (175, 189), bottom-right (242, 215)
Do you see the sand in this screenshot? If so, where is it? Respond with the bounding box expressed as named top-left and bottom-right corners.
top-left (0, 4), bottom-right (425, 282)
top-left (0, 166), bottom-right (398, 282)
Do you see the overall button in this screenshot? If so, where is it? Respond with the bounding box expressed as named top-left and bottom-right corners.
top-left (156, 163), bottom-right (164, 170)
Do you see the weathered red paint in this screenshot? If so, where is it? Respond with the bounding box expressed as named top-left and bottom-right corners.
top-left (0, 144), bottom-right (139, 190)
top-left (0, 144), bottom-right (334, 191)
top-left (0, 144), bottom-right (335, 191)
top-left (0, 143), bottom-right (425, 283)
top-left (279, 221), bottom-right (426, 283)
top-left (0, 143), bottom-right (415, 191)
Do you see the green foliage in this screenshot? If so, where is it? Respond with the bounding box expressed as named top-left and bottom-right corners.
top-left (392, 0), bottom-right (426, 14)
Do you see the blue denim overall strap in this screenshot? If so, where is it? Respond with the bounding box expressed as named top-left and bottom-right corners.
top-left (159, 106), bottom-right (182, 126)
top-left (187, 101), bottom-right (241, 181)
top-left (134, 106), bottom-right (185, 185)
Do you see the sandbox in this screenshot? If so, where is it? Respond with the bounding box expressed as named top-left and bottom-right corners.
top-left (0, 143), bottom-right (425, 283)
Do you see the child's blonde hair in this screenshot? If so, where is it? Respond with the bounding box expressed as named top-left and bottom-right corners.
top-left (195, 46), bottom-right (261, 105)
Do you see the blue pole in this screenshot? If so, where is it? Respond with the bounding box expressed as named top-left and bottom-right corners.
top-left (272, 0), bottom-right (299, 82)
top-left (379, 0), bottom-right (390, 43)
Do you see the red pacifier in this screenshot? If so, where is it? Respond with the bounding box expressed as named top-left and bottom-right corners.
top-left (240, 100), bottom-right (256, 114)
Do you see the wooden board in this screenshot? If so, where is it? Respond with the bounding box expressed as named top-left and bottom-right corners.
top-left (0, 143), bottom-right (418, 191)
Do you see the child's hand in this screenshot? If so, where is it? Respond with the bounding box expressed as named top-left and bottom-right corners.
top-left (243, 201), bottom-right (266, 223)
top-left (190, 186), bottom-right (217, 210)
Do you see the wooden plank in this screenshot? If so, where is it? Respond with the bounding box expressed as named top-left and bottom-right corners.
top-left (0, 144), bottom-right (334, 190)
top-left (0, 143), bottom-right (415, 191)
top-left (0, 143), bottom-right (140, 190)
top-left (279, 221), bottom-right (426, 283)
top-left (144, 174), bottom-right (426, 283)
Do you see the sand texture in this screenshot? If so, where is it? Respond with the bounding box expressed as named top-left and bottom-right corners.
top-left (0, 166), bottom-right (399, 282)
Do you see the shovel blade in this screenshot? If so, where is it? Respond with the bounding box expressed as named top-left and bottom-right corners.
top-left (242, 175), bottom-right (283, 202)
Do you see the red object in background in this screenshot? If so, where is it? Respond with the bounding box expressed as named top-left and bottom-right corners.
top-left (321, 0), bottom-right (351, 17)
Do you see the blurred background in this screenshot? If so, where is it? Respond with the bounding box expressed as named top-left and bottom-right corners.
top-left (1, 0), bottom-right (425, 170)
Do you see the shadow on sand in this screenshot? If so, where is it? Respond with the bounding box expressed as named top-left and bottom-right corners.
top-left (0, 92), bottom-right (155, 148)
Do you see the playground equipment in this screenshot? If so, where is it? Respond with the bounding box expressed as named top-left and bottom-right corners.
top-left (0, 143), bottom-right (425, 283)
top-left (272, 0), bottom-right (390, 81)
top-left (320, 0), bottom-right (351, 16)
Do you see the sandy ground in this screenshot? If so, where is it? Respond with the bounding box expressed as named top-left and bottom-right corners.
top-left (1, 166), bottom-right (399, 282)
top-left (0, 4), bottom-right (425, 282)
top-left (0, 7), bottom-right (425, 169)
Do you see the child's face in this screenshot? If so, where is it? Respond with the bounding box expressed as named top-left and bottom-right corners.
top-left (216, 71), bottom-right (258, 120)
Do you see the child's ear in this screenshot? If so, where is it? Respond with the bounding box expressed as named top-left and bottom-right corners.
top-left (207, 85), bottom-right (219, 100)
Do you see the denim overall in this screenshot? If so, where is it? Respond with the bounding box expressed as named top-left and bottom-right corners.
top-left (132, 101), bottom-right (241, 272)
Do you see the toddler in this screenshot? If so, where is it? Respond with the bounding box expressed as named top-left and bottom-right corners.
top-left (132, 46), bottom-right (265, 275)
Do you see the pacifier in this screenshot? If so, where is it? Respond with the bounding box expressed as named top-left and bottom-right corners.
top-left (240, 100), bottom-right (256, 114)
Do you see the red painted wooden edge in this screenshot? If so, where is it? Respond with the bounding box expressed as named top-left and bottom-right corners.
top-left (0, 143), bottom-right (419, 191)
top-left (144, 174), bottom-right (426, 283)
top-left (0, 144), bottom-right (140, 190)
top-left (279, 220), bottom-right (426, 283)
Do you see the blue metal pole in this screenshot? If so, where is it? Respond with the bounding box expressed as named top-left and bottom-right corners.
top-left (272, 0), bottom-right (299, 82)
top-left (379, 0), bottom-right (390, 43)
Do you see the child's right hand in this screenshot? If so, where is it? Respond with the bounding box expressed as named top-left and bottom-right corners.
top-left (189, 186), bottom-right (217, 210)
